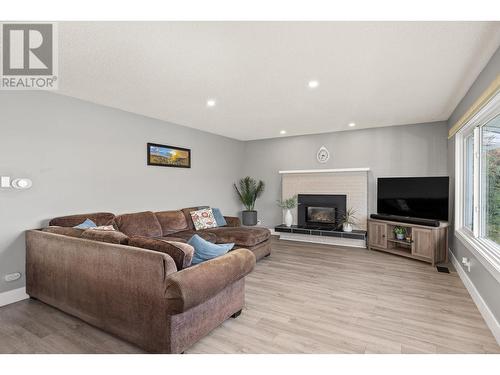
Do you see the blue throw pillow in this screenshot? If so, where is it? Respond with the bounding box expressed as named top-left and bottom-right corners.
top-left (211, 208), bottom-right (227, 227)
top-left (188, 234), bottom-right (234, 265)
top-left (73, 218), bottom-right (97, 229)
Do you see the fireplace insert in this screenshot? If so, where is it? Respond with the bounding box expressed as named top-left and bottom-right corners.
top-left (307, 206), bottom-right (336, 224)
top-left (298, 194), bottom-right (346, 229)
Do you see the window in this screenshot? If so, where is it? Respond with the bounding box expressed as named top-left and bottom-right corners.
top-left (456, 93), bottom-right (500, 274)
top-left (480, 116), bottom-right (500, 245)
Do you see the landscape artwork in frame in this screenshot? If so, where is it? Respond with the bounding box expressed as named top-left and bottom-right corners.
top-left (147, 143), bottom-right (191, 168)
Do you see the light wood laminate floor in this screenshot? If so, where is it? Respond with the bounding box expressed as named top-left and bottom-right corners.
top-left (1, 238), bottom-right (499, 353)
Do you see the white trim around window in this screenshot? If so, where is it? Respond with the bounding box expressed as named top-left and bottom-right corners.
top-left (454, 90), bottom-right (500, 283)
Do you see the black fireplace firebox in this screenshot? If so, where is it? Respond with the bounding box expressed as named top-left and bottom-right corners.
top-left (298, 194), bottom-right (347, 229)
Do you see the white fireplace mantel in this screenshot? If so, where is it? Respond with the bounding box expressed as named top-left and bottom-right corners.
top-left (278, 167), bottom-right (370, 175)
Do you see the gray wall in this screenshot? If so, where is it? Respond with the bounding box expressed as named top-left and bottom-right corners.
top-left (0, 92), bottom-right (244, 293)
top-left (243, 122), bottom-right (448, 227)
top-left (447, 47), bottom-right (500, 320)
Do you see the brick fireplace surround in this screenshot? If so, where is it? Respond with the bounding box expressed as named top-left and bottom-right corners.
top-left (278, 168), bottom-right (369, 247)
top-left (280, 168), bottom-right (369, 229)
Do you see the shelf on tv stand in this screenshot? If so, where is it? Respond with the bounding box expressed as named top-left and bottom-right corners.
top-left (386, 238), bottom-right (413, 246)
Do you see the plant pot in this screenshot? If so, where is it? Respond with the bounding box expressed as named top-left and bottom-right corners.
top-left (284, 209), bottom-right (293, 227)
top-left (342, 223), bottom-right (353, 232)
top-left (242, 210), bottom-right (258, 226)
top-left (396, 233), bottom-right (405, 240)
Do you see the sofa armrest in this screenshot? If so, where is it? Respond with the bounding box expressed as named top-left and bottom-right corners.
top-left (164, 248), bottom-right (255, 314)
top-left (224, 216), bottom-right (241, 227)
top-left (128, 236), bottom-right (194, 270)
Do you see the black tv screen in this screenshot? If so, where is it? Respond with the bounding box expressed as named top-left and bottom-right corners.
top-left (377, 177), bottom-right (449, 221)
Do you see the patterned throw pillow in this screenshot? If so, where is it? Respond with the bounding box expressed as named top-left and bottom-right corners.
top-left (190, 208), bottom-right (218, 230)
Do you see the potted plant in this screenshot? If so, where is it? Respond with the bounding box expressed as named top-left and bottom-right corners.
top-left (340, 207), bottom-right (357, 232)
top-left (393, 226), bottom-right (406, 240)
top-left (277, 195), bottom-right (297, 227)
top-left (234, 176), bottom-right (265, 226)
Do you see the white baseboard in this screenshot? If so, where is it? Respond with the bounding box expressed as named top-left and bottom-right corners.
top-left (0, 287), bottom-right (29, 307)
top-left (449, 250), bottom-right (500, 345)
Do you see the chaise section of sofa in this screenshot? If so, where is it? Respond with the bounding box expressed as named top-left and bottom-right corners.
top-left (108, 208), bottom-right (272, 261)
top-left (25, 229), bottom-right (255, 353)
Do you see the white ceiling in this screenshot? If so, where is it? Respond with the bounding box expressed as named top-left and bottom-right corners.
top-left (57, 22), bottom-right (500, 141)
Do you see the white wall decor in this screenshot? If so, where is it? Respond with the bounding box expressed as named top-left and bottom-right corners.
top-left (316, 146), bottom-right (330, 163)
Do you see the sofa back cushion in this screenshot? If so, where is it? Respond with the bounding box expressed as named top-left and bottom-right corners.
top-left (114, 211), bottom-right (162, 238)
top-left (42, 226), bottom-right (85, 238)
top-left (49, 212), bottom-right (115, 227)
top-left (155, 210), bottom-right (189, 235)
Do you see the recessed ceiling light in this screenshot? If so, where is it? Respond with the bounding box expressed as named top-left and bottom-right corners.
top-left (280, 130), bottom-right (287, 135)
top-left (308, 80), bottom-right (319, 89)
top-left (206, 99), bottom-right (216, 107)
top-left (348, 122), bottom-right (356, 127)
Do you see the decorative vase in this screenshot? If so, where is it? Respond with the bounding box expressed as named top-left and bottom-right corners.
top-left (342, 223), bottom-right (353, 232)
top-left (396, 233), bottom-right (405, 240)
top-left (285, 209), bottom-right (293, 227)
top-left (242, 210), bottom-right (258, 226)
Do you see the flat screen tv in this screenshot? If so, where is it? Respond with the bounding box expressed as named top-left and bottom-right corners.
top-left (377, 177), bottom-right (449, 221)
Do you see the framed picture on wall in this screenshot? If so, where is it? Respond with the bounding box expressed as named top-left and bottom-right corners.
top-left (147, 143), bottom-right (191, 168)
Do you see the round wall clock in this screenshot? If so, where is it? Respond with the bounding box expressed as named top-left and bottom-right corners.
top-left (317, 146), bottom-right (330, 163)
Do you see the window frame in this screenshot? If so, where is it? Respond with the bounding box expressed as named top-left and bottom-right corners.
top-left (455, 91), bottom-right (500, 281)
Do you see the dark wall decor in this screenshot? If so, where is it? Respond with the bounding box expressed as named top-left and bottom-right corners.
top-left (147, 143), bottom-right (191, 168)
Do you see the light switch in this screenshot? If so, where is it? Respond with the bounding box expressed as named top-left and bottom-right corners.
top-left (1, 176), bottom-right (11, 188)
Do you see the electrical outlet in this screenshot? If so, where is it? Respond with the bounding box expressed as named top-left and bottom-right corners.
top-left (4, 272), bottom-right (21, 282)
top-left (462, 257), bottom-right (471, 273)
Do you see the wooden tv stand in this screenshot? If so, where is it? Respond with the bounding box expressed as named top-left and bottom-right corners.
top-left (368, 218), bottom-right (449, 266)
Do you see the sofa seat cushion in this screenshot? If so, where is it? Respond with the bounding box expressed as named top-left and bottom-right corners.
top-left (128, 236), bottom-right (193, 270)
top-left (49, 212), bottom-right (115, 227)
top-left (199, 227), bottom-right (271, 247)
top-left (114, 211), bottom-right (163, 238)
top-left (170, 230), bottom-right (217, 243)
top-left (156, 236), bottom-right (187, 243)
top-left (155, 210), bottom-right (189, 235)
top-left (81, 229), bottom-right (129, 245)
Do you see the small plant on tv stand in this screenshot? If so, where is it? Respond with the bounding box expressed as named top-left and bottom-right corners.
top-left (393, 226), bottom-right (407, 240)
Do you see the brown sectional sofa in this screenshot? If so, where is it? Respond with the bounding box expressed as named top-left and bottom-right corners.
top-left (46, 207), bottom-right (272, 261)
top-left (26, 206), bottom-right (271, 353)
